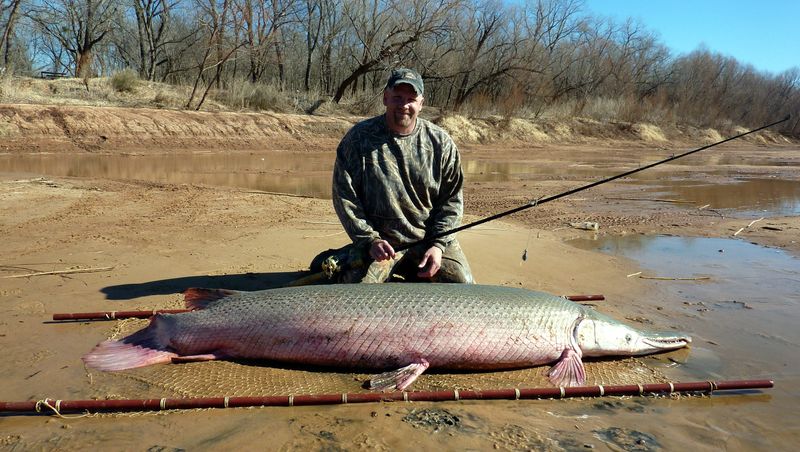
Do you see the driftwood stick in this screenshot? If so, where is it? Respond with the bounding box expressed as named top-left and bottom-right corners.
top-left (2, 267), bottom-right (114, 279)
top-left (639, 275), bottom-right (711, 281)
top-left (605, 197), bottom-right (694, 204)
top-left (734, 217), bottom-right (765, 236)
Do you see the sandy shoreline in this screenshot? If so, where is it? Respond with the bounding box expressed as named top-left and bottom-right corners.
top-left (1, 111), bottom-right (799, 449)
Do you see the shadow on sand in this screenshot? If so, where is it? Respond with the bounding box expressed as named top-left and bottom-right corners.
top-left (100, 271), bottom-right (313, 300)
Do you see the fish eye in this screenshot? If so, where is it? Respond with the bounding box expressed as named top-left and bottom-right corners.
top-left (625, 334), bottom-right (632, 342)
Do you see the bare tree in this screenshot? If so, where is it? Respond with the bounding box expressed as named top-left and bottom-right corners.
top-left (0, 0), bottom-right (23, 70)
top-left (331, 0), bottom-right (457, 103)
top-left (297, 0), bottom-right (321, 90)
top-left (186, 0), bottom-right (249, 109)
top-left (317, 0), bottom-right (343, 93)
top-left (441, 2), bottom-right (536, 112)
top-left (235, 0), bottom-right (296, 84)
top-left (130, 0), bottom-right (181, 80)
top-left (29, 0), bottom-right (118, 78)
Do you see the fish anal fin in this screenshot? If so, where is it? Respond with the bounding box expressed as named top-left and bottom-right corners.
top-left (368, 359), bottom-right (430, 392)
top-left (547, 348), bottom-right (586, 387)
top-left (183, 288), bottom-right (239, 310)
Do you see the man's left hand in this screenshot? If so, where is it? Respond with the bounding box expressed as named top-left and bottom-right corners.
top-left (417, 246), bottom-right (443, 279)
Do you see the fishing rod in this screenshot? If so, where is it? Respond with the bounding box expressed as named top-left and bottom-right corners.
top-left (0, 379), bottom-right (773, 415)
top-left (395, 115), bottom-right (791, 253)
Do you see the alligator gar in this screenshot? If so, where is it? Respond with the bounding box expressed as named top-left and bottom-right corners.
top-left (83, 283), bottom-right (690, 390)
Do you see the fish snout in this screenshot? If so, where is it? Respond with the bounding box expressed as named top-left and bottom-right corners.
top-left (642, 332), bottom-right (692, 350)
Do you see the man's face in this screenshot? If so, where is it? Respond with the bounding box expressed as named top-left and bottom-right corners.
top-left (383, 84), bottom-right (424, 135)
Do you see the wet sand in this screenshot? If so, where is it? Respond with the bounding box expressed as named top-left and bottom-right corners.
top-left (1, 140), bottom-right (799, 450)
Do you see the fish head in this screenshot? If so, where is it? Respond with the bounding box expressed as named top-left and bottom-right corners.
top-left (576, 310), bottom-right (691, 357)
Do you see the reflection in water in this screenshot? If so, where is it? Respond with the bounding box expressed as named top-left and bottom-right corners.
top-left (651, 178), bottom-right (800, 216)
top-left (2, 153), bottom-right (800, 215)
top-left (462, 159), bottom-right (615, 182)
top-left (0, 152), bottom-right (336, 198)
top-left (569, 235), bottom-right (800, 301)
top-left (569, 234), bottom-right (800, 374)
top-left (568, 234), bottom-right (800, 445)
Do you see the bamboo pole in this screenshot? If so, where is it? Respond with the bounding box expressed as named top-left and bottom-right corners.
top-left (52, 309), bottom-right (190, 321)
top-left (2, 267), bottom-right (114, 279)
top-left (0, 379), bottom-right (773, 416)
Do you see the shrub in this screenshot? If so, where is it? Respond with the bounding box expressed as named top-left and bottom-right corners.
top-left (342, 91), bottom-right (383, 116)
top-left (217, 80), bottom-right (296, 112)
top-left (111, 69), bottom-right (139, 93)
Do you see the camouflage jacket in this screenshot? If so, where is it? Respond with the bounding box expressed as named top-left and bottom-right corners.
top-left (332, 114), bottom-right (464, 251)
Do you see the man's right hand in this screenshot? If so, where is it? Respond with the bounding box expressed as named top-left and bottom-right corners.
top-left (369, 239), bottom-right (396, 262)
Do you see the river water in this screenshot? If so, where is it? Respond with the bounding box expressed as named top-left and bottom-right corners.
top-left (2, 152), bottom-right (800, 216)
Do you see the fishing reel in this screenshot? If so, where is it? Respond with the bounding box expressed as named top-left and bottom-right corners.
top-left (321, 255), bottom-right (341, 279)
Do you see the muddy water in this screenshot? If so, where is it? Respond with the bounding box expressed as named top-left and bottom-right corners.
top-left (569, 235), bottom-right (800, 448)
top-left (0, 152), bottom-right (337, 198)
top-left (3, 151), bottom-right (800, 216)
top-left (647, 178), bottom-right (800, 216)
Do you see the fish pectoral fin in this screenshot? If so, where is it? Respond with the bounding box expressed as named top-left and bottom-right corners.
top-left (547, 348), bottom-right (586, 387)
top-left (368, 359), bottom-right (430, 392)
top-left (171, 353), bottom-right (221, 363)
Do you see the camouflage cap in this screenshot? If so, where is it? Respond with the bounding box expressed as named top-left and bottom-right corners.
top-left (385, 68), bottom-right (424, 96)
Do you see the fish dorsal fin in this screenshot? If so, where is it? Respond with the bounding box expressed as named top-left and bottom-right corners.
top-left (183, 288), bottom-right (239, 310)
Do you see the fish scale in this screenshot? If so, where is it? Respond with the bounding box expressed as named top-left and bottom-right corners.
top-left (83, 283), bottom-right (691, 389)
top-left (161, 284), bottom-right (577, 369)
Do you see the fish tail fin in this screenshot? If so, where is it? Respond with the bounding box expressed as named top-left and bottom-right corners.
top-left (82, 319), bottom-right (176, 371)
top-left (183, 288), bottom-right (239, 310)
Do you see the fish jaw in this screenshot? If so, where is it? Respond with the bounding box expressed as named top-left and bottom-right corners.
top-left (576, 314), bottom-right (691, 357)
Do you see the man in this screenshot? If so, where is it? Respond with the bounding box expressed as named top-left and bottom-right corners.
top-left (322, 67), bottom-right (473, 284)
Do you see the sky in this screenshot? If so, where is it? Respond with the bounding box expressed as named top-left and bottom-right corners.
top-left (583, 0), bottom-right (799, 75)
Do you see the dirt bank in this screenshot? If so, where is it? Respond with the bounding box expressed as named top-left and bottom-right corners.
top-left (0, 103), bottom-right (353, 153)
top-left (1, 103), bottom-right (792, 155)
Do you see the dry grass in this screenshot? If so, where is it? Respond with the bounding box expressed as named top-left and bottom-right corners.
top-left (437, 114), bottom-right (486, 143)
top-left (214, 80), bottom-right (296, 113)
top-left (633, 123), bottom-right (667, 142)
top-left (0, 75), bottom-right (226, 110)
top-left (0, 75), bottom-right (792, 147)
top-left (700, 128), bottom-right (723, 143)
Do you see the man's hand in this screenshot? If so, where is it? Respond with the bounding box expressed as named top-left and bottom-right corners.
top-left (417, 246), bottom-right (443, 278)
top-left (369, 239), bottom-right (396, 261)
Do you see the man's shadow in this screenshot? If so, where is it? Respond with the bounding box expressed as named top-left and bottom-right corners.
top-left (100, 271), bottom-right (312, 300)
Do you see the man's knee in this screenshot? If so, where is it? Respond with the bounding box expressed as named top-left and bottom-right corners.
top-left (436, 258), bottom-right (474, 283)
top-left (435, 241), bottom-right (474, 283)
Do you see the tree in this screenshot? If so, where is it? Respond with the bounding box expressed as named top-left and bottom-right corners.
top-left (331, 0), bottom-right (457, 103)
top-left (29, 0), bottom-right (118, 78)
top-left (236, 0), bottom-right (296, 84)
top-left (297, 0), bottom-right (322, 90)
top-left (445, 2), bottom-right (532, 112)
top-left (0, 0), bottom-right (23, 70)
top-left (130, 0), bottom-right (178, 80)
